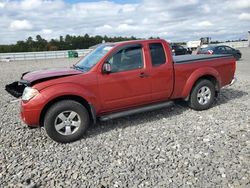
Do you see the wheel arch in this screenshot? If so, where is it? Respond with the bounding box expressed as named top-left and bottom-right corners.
top-left (182, 68), bottom-right (221, 100)
top-left (192, 74), bottom-right (220, 94)
top-left (39, 95), bottom-right (96, 127)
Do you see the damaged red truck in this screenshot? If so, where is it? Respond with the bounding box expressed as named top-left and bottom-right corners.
top-left (6, 39), bottom-right (236, 143)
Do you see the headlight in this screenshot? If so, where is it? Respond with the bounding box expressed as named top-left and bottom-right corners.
top-left (22, 87), bottom-right (39, 101)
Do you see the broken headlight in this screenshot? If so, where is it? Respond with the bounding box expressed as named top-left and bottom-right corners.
top-left (22, 87), bottom-right (39, 101)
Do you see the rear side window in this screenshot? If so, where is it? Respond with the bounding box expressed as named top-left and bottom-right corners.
top-left (149, 43), bottom-right (166, 66)
top-left (217, 46), bottom-right (225, 51)
top-left (225, 46), bottom-right (233, 51)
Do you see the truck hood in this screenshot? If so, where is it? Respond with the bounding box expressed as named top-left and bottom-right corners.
top-left (5, 67), bottom-right (83, 98)
top-left (22, 67), bottom-right (82, 83)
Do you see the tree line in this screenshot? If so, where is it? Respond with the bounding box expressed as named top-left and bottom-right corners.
top-left (0, 34), bottom-right (140, 53)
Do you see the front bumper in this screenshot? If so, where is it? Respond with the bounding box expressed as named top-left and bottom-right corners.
top-left (20, 104), bottom-right (40, 127)
top-left (20, 94), bottom-right (46, 127)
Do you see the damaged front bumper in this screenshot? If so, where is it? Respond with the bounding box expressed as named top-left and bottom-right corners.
top-left (5, 80), bottom-right (41, 126)
top-left (5, 71), bottom-right (30, 98)
top-left (5, 80), bottom-right (30, 98)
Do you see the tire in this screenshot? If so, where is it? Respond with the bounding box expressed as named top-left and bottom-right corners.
top-left (44, 100), bottom-right (90, 143)
top-left (188, 79), bottom-right (215, 111)
top-left (235, 53), bottom-right (241, 61)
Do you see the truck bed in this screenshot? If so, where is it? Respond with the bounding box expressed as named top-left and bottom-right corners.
top-left (173, 54), bottom-right (233, 64)
top-left (172, 54), bottom-right (236, 99)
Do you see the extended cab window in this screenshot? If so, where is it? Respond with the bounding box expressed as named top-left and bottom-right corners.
top-left (108, 45), bottom-right (143, 73)
top-left (149, 43), bottom-right (166, 66)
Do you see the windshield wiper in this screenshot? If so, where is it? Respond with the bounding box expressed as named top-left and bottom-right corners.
top-left (72, 64), bottom-right (86, 72)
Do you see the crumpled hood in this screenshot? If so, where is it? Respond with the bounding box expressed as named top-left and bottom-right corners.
top-left (22, 67), bottom-right (82, 83)
top-left (5, 67), bottom-right (83, 98)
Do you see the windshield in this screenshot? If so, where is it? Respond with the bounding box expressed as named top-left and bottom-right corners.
top-left (74, 44), bottom-right (114, 71)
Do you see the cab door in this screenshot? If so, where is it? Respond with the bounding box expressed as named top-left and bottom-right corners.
top-left (148, 42), bottom-right (174, 102)
top-left (97, 44), bottom-right (151, 112)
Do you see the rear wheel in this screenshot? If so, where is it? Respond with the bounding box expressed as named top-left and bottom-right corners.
top-left (44, 100), bottom-right (90, 143)
top-left (235, 53), bottom-right (241, 61)
top-left (188, 79), bottom-right (215, 111)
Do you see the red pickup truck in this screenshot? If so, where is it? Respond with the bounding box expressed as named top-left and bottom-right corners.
top-left (6, 39), bottom-right (236, 143)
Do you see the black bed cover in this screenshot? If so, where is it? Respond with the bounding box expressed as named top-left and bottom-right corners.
top-left (173, 54), bottom-right (233, 64)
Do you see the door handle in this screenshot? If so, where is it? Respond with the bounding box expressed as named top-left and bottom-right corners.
top-left (139, 72), bottom-right (150, 78)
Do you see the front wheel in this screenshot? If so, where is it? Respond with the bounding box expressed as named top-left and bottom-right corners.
top-left (44, 100), bottom-right (90, 143)
top-left (188, 79), bottom-right (215, 111)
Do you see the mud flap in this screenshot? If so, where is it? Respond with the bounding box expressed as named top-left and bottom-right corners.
top-left (5, 81), bottom-right (26, 98)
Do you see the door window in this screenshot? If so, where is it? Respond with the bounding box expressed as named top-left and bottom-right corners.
top-left (149, 43), bottom-right (166, 66)
top-left (107, 45), bottom-right (143, 73)
top-left (217, 46), bottom-right (226, 52)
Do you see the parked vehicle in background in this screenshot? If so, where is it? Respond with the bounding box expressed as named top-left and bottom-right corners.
top-left (186, 48), bottom-right (192, 54)
top-left (68, 50), bottom-right (78, 58)
top-left (170, 43), bottom-right (188, 56)
top-left (0, 57), bottom-right (12, 62)
top-left (198, 45), bottom-right (242, 60)
top-left (6, 39), bottom-right (236, 143)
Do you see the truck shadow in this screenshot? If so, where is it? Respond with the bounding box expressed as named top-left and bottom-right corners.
top-left (214, 88), bottom-right (248, 105)
top-left (85, 88), bottom-right (247, 138)
top-left (86, 104), bottom-right (186, 139)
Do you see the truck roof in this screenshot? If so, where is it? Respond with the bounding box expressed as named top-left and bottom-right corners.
top-left (90, 39), bottom-right (167, 49)
top-left (113, 39), bottom-right (166, 45)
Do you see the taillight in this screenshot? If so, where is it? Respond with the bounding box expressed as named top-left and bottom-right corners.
top-left (207, 50), bottom-right (213, 54)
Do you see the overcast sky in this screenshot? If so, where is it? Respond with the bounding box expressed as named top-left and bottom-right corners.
top-left (0, 0), bottom-right (249, 44)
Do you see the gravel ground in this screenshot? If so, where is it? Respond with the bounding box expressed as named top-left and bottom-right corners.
top-left (0, 50), bottom-right (249, 187)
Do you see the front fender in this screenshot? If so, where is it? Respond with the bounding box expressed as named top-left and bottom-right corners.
top-left (39, 82), bottom-right (99, 110)
top-left (181, 67), bottom-right (221, 97)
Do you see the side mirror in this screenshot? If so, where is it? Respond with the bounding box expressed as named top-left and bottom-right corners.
top-left (103, 63), bottom-right (112, 74)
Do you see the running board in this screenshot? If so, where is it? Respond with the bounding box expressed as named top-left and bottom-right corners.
top-left (99, 101), bottom-right (174, 121)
